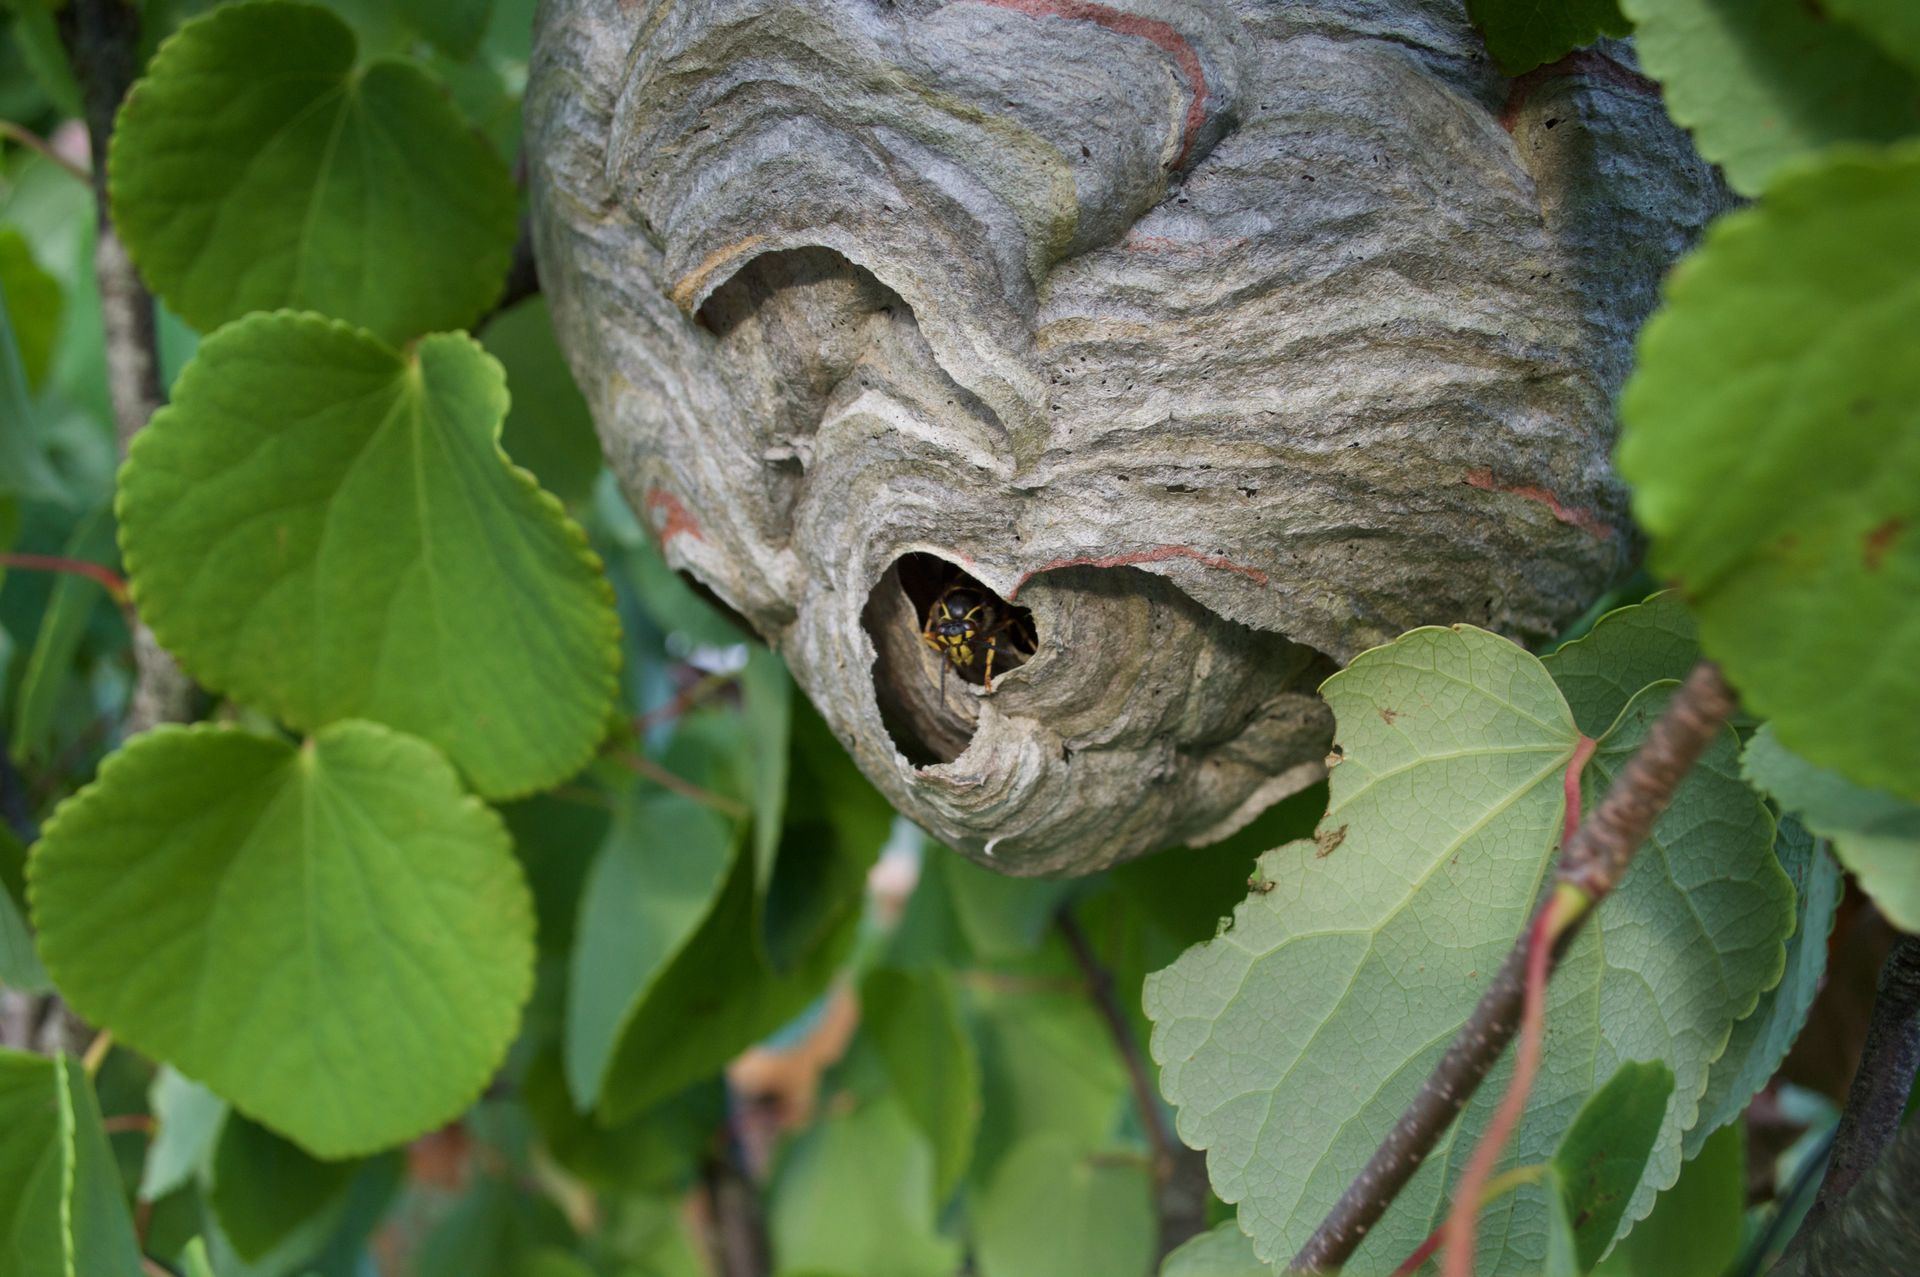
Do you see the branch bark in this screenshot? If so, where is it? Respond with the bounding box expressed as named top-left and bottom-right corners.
top-left (1057, 908), bottom-right (1209, 1260)
top-left (698, 1128), bottom-right (772, 1277)
top-left (1769, 1112), bottom-right (1920, 1277)
top-left (1290, 661), bottom-right (1739, 1274)
top-left (1802, 933), bottom-right (1920, 1233)
top-left (57, 0), bottom-right (194, 735)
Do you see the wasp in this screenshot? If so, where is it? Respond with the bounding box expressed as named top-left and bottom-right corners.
top-left (921, 582), bottom-right (1025, 695)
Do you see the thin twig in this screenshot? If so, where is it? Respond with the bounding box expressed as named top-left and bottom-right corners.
top-left (615, 750), bottom-right (751, 821)
top-left (0, 553), bottom-right (131, 606)
top-left (637, 670), bottom-right (739, 734)
top-left (0, 120), bottom-right (92, 183)
top-left (57, 0), bottom-right (195, 735)
top-left (1290, 662), bottom-right (1738, 1274)
top-left (1057, 908), bottom-right (1207, 1259)
top-left (1803, 933), bottom-right (1920, 1230)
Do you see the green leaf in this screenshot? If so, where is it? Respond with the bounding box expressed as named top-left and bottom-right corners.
top-left (399, 0), bottom-right (493, 60)
top-left (861, 966), bottom-right (981, 1202)
top-left (139, 1067), bottom-right (228, 1202)
top-left (1595, 1121), bottom-right (1744, 1277)
top-left (941, 851), bottom-right (1076, 963)
top-left (1620, 0), bottom-right (1920, 196)
top-left (971, 966), bottom-right (1130, 1185)
top-left (1618, 145), bottom-right (1920, 801)
top-left (524, 1051), bottom-right (720, 1196)
top-left (0, 824), bottom-right (50, 993)
top-left (564, 791), bottom-right (737, 1111)
top-left (0, 233), bottom-right (69, 506)
top-left (28, 721), bottom-right (536, 1156)
top-left (1541, 591), bottom-right (1699, 738)
top-left (742, 645), bottom-right (792, 894)
top-left (1550, 1061), bottom-right (1674, 1272)
top-left (571, 707), bottom-right (879, 1120)
top-left (1829, 0), bottom-right (1920, 74)
top-left (0, 225), bottom-right (61, 390)
top-left (1144, 629), bottom-right (1792, 1271)
top-left (1466, 0), bottom-right (1629, 76)
top-left (975, 1133), bottom-right (1155, 1277)
top-left (208, 1115), bottom-right (360, 1261)
top-left (1687, 816), bottom-right (1837, 1154)
top-left (1745, 724), bottom-right (1920, 930)
top-left (479, 298), bottom-right (604, 509)
top-left (764, 698), bottom-right (890, 972)
top-left (107, 1), bottom-right (517, 341)
top-left (117, 311), bottom-right (620, 799)
top-left (417, 1175), bottom-right (576, 1277)
top-left (0, 1049), bottom-right (145, 1277)
top-left (9, 503), bottom-right (114, 763)
top-left (1159, 1222), bottom-right (1273, 1277)
top-left (768, 1097), bottom-right (962, 1277)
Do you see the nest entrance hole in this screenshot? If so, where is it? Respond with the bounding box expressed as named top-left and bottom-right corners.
top-left (863, 554), bottom-right (1037, 768)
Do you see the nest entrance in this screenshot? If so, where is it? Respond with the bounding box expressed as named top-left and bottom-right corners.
top-left (863, 554), bottom-right (1036, 768)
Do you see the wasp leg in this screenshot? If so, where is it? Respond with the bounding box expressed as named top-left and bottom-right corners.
top-left (983, 638), bottom-right (997, 692)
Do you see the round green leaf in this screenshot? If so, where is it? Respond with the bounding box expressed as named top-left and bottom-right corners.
top-left (1619, 145), bottom-right (1920, 801)
top-left (1467, 0), bottom-right (1629, 76)
top-left (107, 1), bottom-right (517, 341)
top-left (1144, 629), bottom-right (1791, 1271)
top-left (28, 721), bottom-right (536, 1157)
top-left (117, 311), bottom-right (621, 799)
top-left (1622, 0), bottom-right (1920, 197)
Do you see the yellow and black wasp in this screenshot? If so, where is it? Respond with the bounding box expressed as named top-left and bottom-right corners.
top-left (920, 580), bottom-right (1031, 695)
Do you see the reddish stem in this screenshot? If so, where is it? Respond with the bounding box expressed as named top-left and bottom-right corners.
top-left (1562, 736), bottom-right (1597, 848)
top-left (1439, 892), bottom-right (1566, 1277)
top-left (1392, 1227), bottom-right (1444, 1277)
top-left (0, 553), bottom-right (131, 607)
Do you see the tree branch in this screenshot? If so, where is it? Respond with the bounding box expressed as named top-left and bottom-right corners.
top-left (58, 0), bottom-right (194, 735)
top-left (1769, 1113), bottom-right (1920, 1277)
top-left (1290, 661), bottom-right (1738, 1274)
top-left (698, 1117), bottom-right (772, 1277)
top-left (1057, 908), bottom-right (1208, 1260)
top-left (1802, 933), bottom-right (1920, 1231)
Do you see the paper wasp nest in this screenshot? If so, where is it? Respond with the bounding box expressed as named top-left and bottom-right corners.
top-left (527, 0), bottom-right (1724, 875)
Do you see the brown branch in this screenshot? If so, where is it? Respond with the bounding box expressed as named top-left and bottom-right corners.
top-left (57, 0), bottom-right (194, 735)
top-left (698, 1126), bottom-right (771, 1277)
top-left (1769, 1114), bottom-right (1920, 1277)
top-left (614, 751), bottom-right (751, 821)
top-left (1290, 661), bottom-right (1738, 1274)
top-left (0, 120), bottom-right (92, 183)
top-left (1802, 933), bottom-right (1920, 1231)
top-left (1057, 908), bottom-right (1208, 1260)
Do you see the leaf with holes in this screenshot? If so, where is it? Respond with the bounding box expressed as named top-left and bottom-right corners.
top-left (28, 722), bottom-right (535, 1157)
top-left (1144, 628), bottom-right (1791, 1271)
top-left (117, 311), bottom-right (620, 799)
top-left (1621, 0), bottom-right (1920, 196)
top-left (0, 1049), bottom-right (144, 1277)
top-left (107, 1), bottom-right (516, 340)
top-left (1619, 145), bottom-right (1920, 801)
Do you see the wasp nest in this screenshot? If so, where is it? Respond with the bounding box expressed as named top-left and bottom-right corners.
top-left (527, 0), bottom-right (1725, 875)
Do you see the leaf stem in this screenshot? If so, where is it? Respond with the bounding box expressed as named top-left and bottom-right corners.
top-left (1440, 883), bottom-right (1587, 1277)
top-left (0, 120), bottom-right (92, 184)
top-left (1057, 907), bottom-right (1208, 1259)
top-left (1391, 1165), bottom-right (1547, 1276)
top-left (81, 1028), bottom-right (113, 1075)
top-left (1289, 661), bottom-right (1737, 1274)
top-left (615, 750), bottom-right (751, 822)
top-left (0, 553), bottom-right (131, 606)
